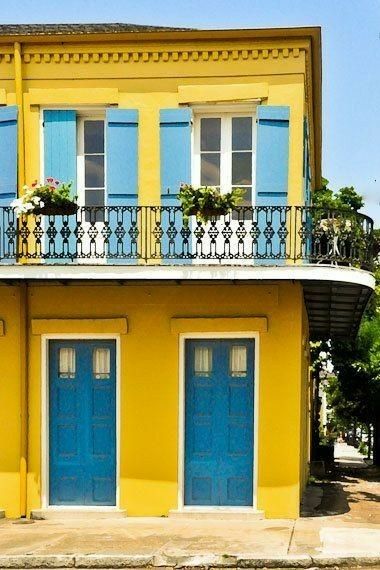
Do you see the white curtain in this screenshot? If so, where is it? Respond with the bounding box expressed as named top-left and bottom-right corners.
top-left (230, 345), bottom-right (247, 376)
top-left (194, 346), bottom-right (212, 375)
top-left (93, 348), bottom-right (110, 378)
top-left (59, 347), bottom-right (76, 378)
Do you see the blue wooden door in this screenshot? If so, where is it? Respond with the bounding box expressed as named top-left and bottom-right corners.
top-left (49, 340), bottom-right (116, 505)
top-left (185, 339), bottom-right (254, 506)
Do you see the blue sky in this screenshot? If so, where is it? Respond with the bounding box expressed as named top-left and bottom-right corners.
top-left (2, 0), bottom-right (380, 224)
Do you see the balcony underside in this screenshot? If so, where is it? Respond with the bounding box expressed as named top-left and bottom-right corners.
top-left (0, 264), bottom-right (374, 339)
top-left (303, 279), bottom-right (373, 339)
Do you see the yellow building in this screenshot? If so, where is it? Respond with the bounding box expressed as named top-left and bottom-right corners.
top-left (0, 24), bottom-right (375, 520)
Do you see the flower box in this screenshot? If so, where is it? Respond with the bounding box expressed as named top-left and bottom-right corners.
top-left (33, 202), bottom-right (78, 216)
top-left (11, 179), bottom-right (77, 217)
top-left (179, 184), bottom-right (244, 224)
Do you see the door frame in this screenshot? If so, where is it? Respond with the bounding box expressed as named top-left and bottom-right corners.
top-left (178, 331), bottom-right (260, 511)
top-left (41, 333), bottom-right (121, 509)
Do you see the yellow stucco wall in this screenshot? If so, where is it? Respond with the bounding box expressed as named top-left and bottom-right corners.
top-left (0, 286), bottom-right (22, 517)
top-left (0, 281), bottom-right (306, 518)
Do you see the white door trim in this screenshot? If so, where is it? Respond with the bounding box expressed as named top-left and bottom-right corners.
top-left (177, 331), bottom-right (260, 511)
top-left (41, 333), bottom-right (121, 509)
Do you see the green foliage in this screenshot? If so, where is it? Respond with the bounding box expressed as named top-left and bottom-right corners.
top-left (310, 180), bottom-right (380, 460)
top-left (323, 315), bottom-right (380, 428)
top-left (34, 181), bottom-right (74, 207)
top-left (313, 179), bottom-right (364, 212)
top-left (358, 441), bottom-right (368, 456)
top-left (179, 184), bottom-right (245, 224)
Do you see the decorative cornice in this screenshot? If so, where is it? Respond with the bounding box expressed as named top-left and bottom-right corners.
top-left (11, 46), bottom-right (305, 65)
top-left (0, 53), bottom-right (13, 63)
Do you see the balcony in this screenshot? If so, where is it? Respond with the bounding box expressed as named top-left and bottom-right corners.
top-left (0, 205), bottom-right (375, 338)
top-left (0, 205), bottom-right (374, 267)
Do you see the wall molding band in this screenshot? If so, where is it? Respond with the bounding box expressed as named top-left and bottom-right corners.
top-left (31, 317), bottom-right (128, 335)
top-left (170, 316), bottom-right (268, 334)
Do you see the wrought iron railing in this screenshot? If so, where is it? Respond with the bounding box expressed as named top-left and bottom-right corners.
top-left (0, 206), bottom-right (374, 270)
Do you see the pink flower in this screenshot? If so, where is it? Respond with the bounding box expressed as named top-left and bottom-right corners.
top-left (46, 177), bottom-right (54, 183)
top-left (31, 180), bottom-right (37, 187)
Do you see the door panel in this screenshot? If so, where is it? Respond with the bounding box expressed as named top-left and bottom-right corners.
top-left (49, 340), bottom-right (116, 506)
top-left (185, 339), bottom-right (254, 506)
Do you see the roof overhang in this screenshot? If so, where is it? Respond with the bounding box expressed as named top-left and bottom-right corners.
top-left (0, 262), bottom-right (372, 339)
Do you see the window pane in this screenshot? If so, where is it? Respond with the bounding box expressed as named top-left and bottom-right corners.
top-left (231, 187), bottom-right (252, 219)
top-left (194, 346), bottom-right (212, 376)
top-left (85, 155), bottom-right (104, 188)
top-left (84, 120), bottom-right (104, 153)
top-left (232, 152), bottom-right (252, 185)
top-left (230, 345), bottom-right (247, 377)
top-left (201, 153), bottom-right (220, 186)
top-left (232, 117), bottom-right (252, 150)
top-left (201, 118), bottom-right (221, 151)
top-left (93, 348), bottom-right (111, 379)
top-left (59, 348), bottom-right (76, 379)
top-left (85, 188), bottom-right (105, 207)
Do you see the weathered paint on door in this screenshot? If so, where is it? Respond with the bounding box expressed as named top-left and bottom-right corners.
top-left (185, 339), bottom-right (254, 506)
top-left (49, 340), bottom-right (116, 505)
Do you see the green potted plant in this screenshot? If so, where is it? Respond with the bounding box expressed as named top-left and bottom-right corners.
top-left (178, 184), bottom-right (245, 224)
top-left (11, 178), bottom-right (78, 217)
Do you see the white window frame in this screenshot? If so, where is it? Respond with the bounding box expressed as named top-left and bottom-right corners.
top-left (77, 112), bottom-right (107, 209)
top-left (192, 105), bottom-right (258, 206)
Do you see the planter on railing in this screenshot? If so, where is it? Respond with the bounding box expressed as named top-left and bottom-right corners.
top-left (33, 202), bottom-right (79, 216)
top-left (11, 179), bottom-right (77, 218)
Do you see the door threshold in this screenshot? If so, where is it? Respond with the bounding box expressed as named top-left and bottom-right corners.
top-left (31, 508), bottom-right (127, 520)
top-left (169, 508), bottom-right (264, 520)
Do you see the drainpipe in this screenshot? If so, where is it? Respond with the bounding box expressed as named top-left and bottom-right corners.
top-left (14, 42), bottom-right (28, 518)
top-left (14, 42), bottom-right (25, 189)
top-left (19, 283), bottom-right (28, 518)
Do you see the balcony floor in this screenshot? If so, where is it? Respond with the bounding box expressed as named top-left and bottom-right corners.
top-left (0, 263), bottom-right (374, 338)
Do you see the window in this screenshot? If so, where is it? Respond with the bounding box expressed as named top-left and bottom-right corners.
top-left (230, 345), bottom-right (248, 377)
top-left (194, 111), bottom-right (255, 212)
top-left (78, 117), bottom-right (106, 221)
top-left (194, 346), bottom-right (213, 376)
top-left (59, 347), bottom-right (76, 379)
top-left (93, 347), bottom-right (111, 379)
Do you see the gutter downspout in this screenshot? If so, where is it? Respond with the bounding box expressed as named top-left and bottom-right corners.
top-left (14, 41), bottom-right (28, 518)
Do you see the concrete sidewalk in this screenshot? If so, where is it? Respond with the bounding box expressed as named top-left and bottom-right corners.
top-left (0, 515), bottom-right (379, 568)
top-left (0, 445), bottom-right (378, 568)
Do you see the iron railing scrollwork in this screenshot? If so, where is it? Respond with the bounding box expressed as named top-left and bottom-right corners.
top-left (0, 205), bottom-right (374, 270)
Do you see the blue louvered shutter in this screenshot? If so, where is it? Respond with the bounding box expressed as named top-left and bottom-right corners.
top-left (160, 108), bottom-right (191, 203)
top-left (44, 110), bottom-right (77, 260)
top-left (160, 108), bottom-right (192, 263)
top-left (106, 109), bottom-right (138, 207)
top-left (44, 110), bottom-right (77, 193)
top-left (106, 109), bottom-right (139, 262)
top-left (255, 106), bottom-right (290, 262)
top-left (0, 106), bottom-right (18, 206)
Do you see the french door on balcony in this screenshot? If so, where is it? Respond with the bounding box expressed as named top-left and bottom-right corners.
top-left (191, 110), bottom-right (256, 264)
top-left (76, 116), bottom-right (107, 262)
